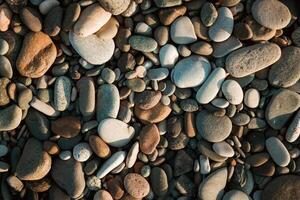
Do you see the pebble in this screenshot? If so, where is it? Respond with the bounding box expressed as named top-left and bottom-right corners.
top-left (96, 84), bottom-right (120, 122)
top-left (44, 6), bottom-right (63, 36)
top-left (244, 88), bottom-right (260, 108)
top-left (154, 0), bottom-right (182, 8)
top-left (139, 124), bottom-right (160, 155)
top-left (0, 4), bottom-right (12, 32)
top-left (74, 4), bottom-right (111, 37)
top-left (51, 116), bottom-right (81, 138)
top-left (0, 104), bottom-right (22, 131)
top-left (212, 36), bottom-right (242, 58)
top-left (0, 39), bottom-right (9, 55)
top-left (30, 97), bottom-right (60, 117)
top-left (99, 0), bottom-right (131, 15)
top-left (286, 110), bottom-right (300, 143)
top-left (170, 16), bottom-right (197, 44)
top-left (159, 44), bottom-right (179, 68)
top-left (200, 2), bottom-right (218, 27)
top-left (0, 77), bottom-right (10, 106)
top-left (252, 0), bottom-right (291, 30)
top-left (134, 90), bottom-right (161, 110)
top-left (150, 167), bottom-right (169, 196)
top-left (171, 55), bottom-right (211, 88)
top-left (226, 43), bottom-right (281, 78)
top-left (126, 142), bottom-right (139, 168)
top-left (222, 80), bottom-right (243, 105)
top-left (128, 35), bottom-right (158, 52)
top-left (158, 5), bottom-right (187, 26)
top-left (223, 190), bottom-right (251, 200)
top-left (0, 161), bottom-right (9, 172)
top-left (196, 110), bottom-right (232, 143)
top-left (16, 32), bottom-right (57, 78)
top-left (154, 26), bottom-right (169, 46)
top-left (62, 3), bottom-right (81, 32)
top-left (69, 31), bottom-right (114, 65)
top-left (269, 46), bottom-right (300, 88)
top-left (190, 41), bottom-right (213, 56)
top-left (211, 98), bottom-right (229, 108)
top-left (51, 158), bottom-right (85, 198)
top-left (245, 152), bottom-right (270, 167)
top-left (200, 155), bottom-right (211, 174)
top-left (6, 176), bottom-right (24, 192)
top-left (54, 76), bottom-right (72, 111)
top-left (20, 7), bottom-right (42, 32)
top-left (16, 138), bottom-right (51, 181)
top-left (209, 7), bottom-right (233, 42)
top-left (39, 0), bottom-right (60, 15)
top-left (96, 151), bottom-right (126, 179)
top-left (94, 190), bottom-right (113, 200)
top-left (247, 19), bottom-right (276, 41)
top-left (147, 68), bottom-right (169, 81)
top-left (25, 108), bottom-right (51, 140)
top-left (233, 22), bottom-right (253, 40)
top-left (135, 22), bottom-right (152, 36)
top-left (96, 17), bottom-right (119, 39)
top-left (196, 67), bottom-right (226, 104)
top-left (59, 151), bottom-right (72, 160)
top-left (124, 173), bottom-right (150, 198)
top-left (266, 137), bottom-right (290, 167)
top-left (265, 89), bottom-right (300, 130)
top-left (198, 167), bottom-right (228, 200)
top-left (98, 118), bottom-right (135, 147)
top-left (77, 77), bottom-right (95, 117)
top-left (73, 142), bottom-right (92, 162)
top-left (0, 145), bottom-right (8, 157)
top-left (262, 175), bottom-right (300, 200)
top-left (212, 141), bottom-right (234, 157)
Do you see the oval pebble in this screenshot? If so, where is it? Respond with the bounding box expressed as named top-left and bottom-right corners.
top-left (0, 55), bottom-right (13, 79)
top-left (124, 173), bottom-right (150, 198)
top-left (212, 141), bottom-right (234, 157)
top-left (266, 137), bottom-right (290, 167)
top-left (0, 145), bottom-right (8, 157)
top-left (125, 142), bottom-right (139, 168)
top-left (244, 88), bottom-right (260, 108)
top-left (73, 143), bottom-right (92, 162)
top-left (77, 77), bottom-right (95, 118)
top-left (54, 76), bottom-right (72, 111)
top-left (223, 190), bottom-right (251, 200)
top-left (129, 35), bottom-right (157, 52)
top-left (0, 105), bottom-right (22, 131)
top-left (286, 110), bottom-right (300, 143)
top-left (222, 80), bottom-right (243, 105)
top-left (159, 44), bottom-right (179, 68)
top-left (170, 16), bottom-right (197, 44)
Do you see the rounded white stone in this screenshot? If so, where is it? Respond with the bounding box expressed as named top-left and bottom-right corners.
top-left (266, 137), bottom-right (290, 167)
top-left (212, 141), bottom-right (234, 157)
top-left (244, 88), bottom-right (260, 108)
top-left (159, 44), bottom-right (179, 68)
top-left (73, 143), bottom-right (92, 162)
top-left (222, 79), bottom-right (243, 105)
top-left (125, 142), bottom-right (139, 168)
top-left (170, 16), bottom-right (197, 44)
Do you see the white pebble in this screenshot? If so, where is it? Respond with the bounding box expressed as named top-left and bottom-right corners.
top-left (73, 143), bottom-right (92, 162)
top-left (126, 142), bottom-right (139, 168)
top-left (199, 155), bottom-right (211, 175)
top-left (59, 151), bottom-right (72, 160)
top-left (244, 88), bottom-right (260, 108)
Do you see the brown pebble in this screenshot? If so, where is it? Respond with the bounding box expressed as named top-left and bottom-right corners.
top-left (94, 190), bottom-right (113, 200)
top-left (158, 6), bottom-right (187, 26)
top-left (252, 160), bottom-right (275, 177)
top-left (134, 90), bottom-right (162, 110)
top-left (124, 173), bottom-right (150, 198)
top-left (107, 176), bottom-right (125, 200)
top-left (184, 112), bottom-right (196, 138)
top-left (20, 7), bottom-right (42, 32)
top-left (139, 124), bottom-right (160, 155)
top-left (43, 141), bottom-right (60, 155)
top-left (89, 135), bottom-right (111, 158)
top-left (51, 116), bottom-right (81, 138)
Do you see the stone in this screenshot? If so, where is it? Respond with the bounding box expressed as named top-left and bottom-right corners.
top-left (74, 4), bottom-right (111, 37)
top-left (126, 78), bottom-right (146, 92)
top-left (0, 104), bottom-right (22, 131)
top-left (25, 177), bottom-right (51, 192)
top-left (247, 19), bottom-right (276, 41)
top-left (128, 35), bottom-right (157, 52)
top-left (73, 142), bottom-right (92, 162)
top-left (209, 7), bottom-right (233, 42)
top-left (106, 176), bottom-right (124, 199)
top-left (223, 190), bottom-right (251, 200)
top-left (69, 31), bottom-right (114, 65)
top-left (96, 84), bottom-right (120, 122)
top-left (135, 22), bottom-right (152, 36)
top-left (95, 17), bottom-right (119, 39)
top-left (49, 184), bottom-right (70, 200)
top-left (17, 85), bottom-right (32, 109)
top-left (262, 175), bottom-right (300, 200)
top-left (154, 26), bottom-right (169, 46)
top-left (16, 138), bottom-right (51, 181)
top-left (292, 27), bottom-right (300, 47)
top-left (134, 102), bottom-right (172, 124)
top-left (39, 0), bottom-right (60, 15)
top-left (212, 36), bottom-right (242, 58)
top-left (51, 158), bottom-right (85, 198)
top-left (51, 116), bottom-right (81, 138)
top-left (196, 110), bottom-right (232, 143)
top-left (265, 89), bottom-right (300, 130)
top-left (150, 167), bottom-right (168, 196)
top-left (159, 44), bottom-right (179, 68)
top-left (168, 132), bottom-right (189, 150)
top-left (25, 109), bottom-right (51, 140)
top-left (252, 0), bottom-right (291, 30)
top-left (154, 0), bottom-right (182, 8)
top-left (0, 39), bottom-right (9, 55)
top-left (0, 77), bottom-right (10, 106)
top-left (231, 113), bottom-right (250, 126)
top-left (16, 32), bottom-right (57, 78)
top-left (126, 142), bottom-right (139, 168)
top-left (77, 77), bottom-right (95, 117)
top-left (190, 41), bottom-right (213, 56)
top-left (99, 0), bottom-right (131, 15)
top-left (44, 6), bottom-right (63, 36)
top-left (0, 4), bottom-right (12, 32)
top-left (59, 151), bottom-right (72, 160)
top-left (20, 7), bottom-right (42, 32)
top-left (269, 46), bottom-right (300, 88)
top-left (212, 141), bottom-right (234, 157)
top-left (170, 16), bottom-right (197, 44)
top-left (96, 151), bottom-right (126, 178)
top-left (175, 174), bottom-right (195, 196)
top-left (139, 124), bottom-right (160, 155)
top-left (98, 118), bottom-right (135, 147)
top-left (245, 153), bottom-right (270, 167)
top-left (147, 68), bottom-right (169, 81)
top-left (286, 110), bottom-right (300, 143)
top-left (244, 88), bottom-right (260, 108)
top-left (266, 137), bottom-right (290, 167)
top-left (124, 173), bottom-right (150, 198)
top-left (0, 161), bottom-right (9, 172)
top-left (115, 28), bottom-right (131, 52)
top-left (0, 145), bottom-right (8, 157)
top-left (200, 2), bottom-right (218, 27)
top-left (62, 3), bottom-right (81, 32)
top-left (196, 67), bottom-right (226, 104)
top-left (6, 176), bottom-right (24, 192)
top-left (134, 90), bottom-right (161, 110)
top-left (233, 22), bottom-right (253, 41)
top-left (226, 43), bottom-right (281, 78)
top-left (171, 55), bottom-right (211, 88)
top-left (94, 190), bottom-right (113, 200)
top-left (54, 76), bottom-right (71, 111)
top-left (89, 135), bottom-right (111, 158)
top-left (174, 150), bottom-right (193, 176)
top-left (198, 167), bottom-right (228, 200)
top-left (222, 80), bottom-right (243, 105)
top-left (159, 6), bottom-right (186, 26)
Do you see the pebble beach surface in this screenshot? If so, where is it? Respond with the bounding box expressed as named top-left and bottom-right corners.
top-left (0, 0), bottom-right (300, 199)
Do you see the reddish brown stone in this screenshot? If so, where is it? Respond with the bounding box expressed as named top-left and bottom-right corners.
top-left (51, 116), bottom-right (81, 138)
top-left (139, 124), bottom-right (160, 155)
top-left (89, 135), bottom-right (111, 158)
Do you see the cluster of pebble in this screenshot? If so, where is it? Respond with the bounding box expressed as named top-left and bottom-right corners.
top-left (0, 0), bottom-right (300, 199)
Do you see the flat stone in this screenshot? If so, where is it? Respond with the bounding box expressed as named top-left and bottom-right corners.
top-left (209, 7), bottom-right (233, 42)
top-left (247, 19), bottom-right (276, 41)
top-left (222, 80), bottom-right (243, 105)
top-left (196, 67), bottom-right (226, 104)
top-left (74, 4), bottom-right (111, 37)
top-left (266, 137), bottom-right (290, 167)
top-left (124, 173), bottom-right (150, 198)
top-left (245, 152), bottom-right (270, 167)
top-left (223, 190), bottom-right (251, 200)
top-left (16, 31), bottom-right (57, 78)
top-left (134, 90), bottom-right (161, 110)
top-left (212, 141), bottom-right (234, 157)
top-left (77, 76), bottom-right (95, 117)
top-left (99, 0), bottom-right (131, 15)
top-left (49, 184), bottom-right (70, 200)
top-left (244, 88), bottom-right (260, 108)
top-left (212, 36), bottom-right (242, 58)
top-left (51, 158), bottom-right (85, 198)
top-left (150, 167), bottom-right (169, 196)
top-left (73, 142), bottom-right (92, 162)
top-left (16, 138), bottom-right (51, 181)
top-left (252, 0), bottom-right (291, 29)
top-left (62, 2), bottom-right (81, 32)
top-left (154, 0), bottom-right (182, 8)
top-left (0, 104), bottom-right (22, 131)
top-left (190, 41), bottom-right (213, 56)
top-left (226, 43), bottom-right (281, 78)
top-left (69, 31), bottom-right (114, 65)
top-left (98, 118), bottom-right (135, 147)
top-left (158, 5), bottom-right (186, 26)
top-left (20, 7), bottom-right (42, 32)
top-left (54, 76), bottom-right (72, 111)
top-left (159, 44), bottom-right (179, 68)
top-left (89, 135), bottom-right (110, 158)
top-left (129, 35), bottom-right (157, 52)
top-left (174, 150), bottom-right (193, 176)
top-left (0, 56), bottom-right (12, 78)
top-left (44, 6), bottom-right (63, 36)
top-left (0, 77), bottom-right (10, 106)
top-left (265, 89), bottom-right (300, 130)
top-left (0, 4), bottom-right (12, 32)
top-left (154, 26), bottom-right (169, 46)
top-left (269, 46), bottom-right (300, 88)
top-left (95, 17), bottom-right (119, 39)
top-left (196, 110), bottom-right (232, 143)
top-left (170, 16), bottom-right (197, 44)
top-left (233, 22), bottom-right (253, 40)
top-left (39, 0), bottom-right (60, 15)
top-left (125, 142), bottom-right (139, 168)
top-left (96, 151), bottom-right (126, 178)
top-left (262, 175), bottom-right (300, 200)
top-left (94, 190), bottom-right (113, 200)
top-left (126, 78), bottom-right (146, 92)
top-left (198, 167), bottom-right (228, 200)
top-left (171, 55), bottom-right (211, 88)
top-left (96, 84), bottom-right (120, 122)
top-left (286, 110), bottom-right (300, 143)
top-left (139, 124), bottom-right (160, 155)
top-left (200, 2), bottom-right (218, 27)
